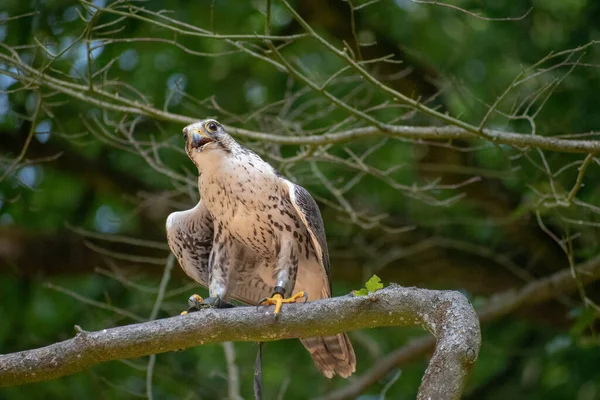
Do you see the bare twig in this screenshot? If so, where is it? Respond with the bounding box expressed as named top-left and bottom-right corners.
top-left (46, 283), bottom-right (145, 322)
top-left (146, 254), bottom-right (175, 400)
top-left (411, 1), bottom-right (533, 22)
top-left (223, 342), bottom-right (243, 400)
top-left (254, 342), bottom-right (263, 400)
top-left (67, 223), bottom-right (170, 250)
top-left (0, 96), bottom-right (42, 183)
top-left (567, 153), bottom-right (596, 203)
top-left (1, 47), bottom-right (600, 153)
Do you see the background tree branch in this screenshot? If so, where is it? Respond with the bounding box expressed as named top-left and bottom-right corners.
top-left (0, 285), bottom-right (481, 400)
top-left (2, 51), bottom-right (600, 153)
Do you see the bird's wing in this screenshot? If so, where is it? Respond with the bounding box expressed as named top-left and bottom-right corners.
top-left (166, 200), bottom-right (214, 286)
top-left (284, 180), bottom-right (331, 293)
top-left (284, 181), bottom-right (356, 378)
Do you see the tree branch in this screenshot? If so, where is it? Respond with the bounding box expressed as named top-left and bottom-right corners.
top-left (321, 254), bottom-right (600, 400)
top-left (0, 285), bottom-right (480, 400)
top-left (1, 53), bottom-right (599, 154)
top-left (229, 124), bottom-right (600, 154)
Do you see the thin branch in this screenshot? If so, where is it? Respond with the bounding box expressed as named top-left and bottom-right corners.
top-left (279, 0), bottom-right (481, 135)
top-left (67, 223), bottom-right (170, 250)
top-left (411, 1), bottom-right (532, 22)
top-left (0, 286), bottom-right (480, 400)
top-left (254, 342), bottom-right (263, 400)
top-left (0, 96), bottom-right (42, 183)
top-left (1, 51), bottom-right (599, 153)
top-left (148, 255), bottom-right (175, 321)
top-left (226, 124), bottom-right (600, 154)
top-left (46, 283), bottom-right (145, 322)
top-left (84, 241), bottom-right (168, 266)
top-left (567, 153), bottom-right (595, 203)
top-left (146, 254), bottom-right (175, 400)
top-left (379, 369), bottom-right (402, 399)
top-left (223, 342), bottom-right (243, 400)
top-left (81, 0), bottom-right (308, 41)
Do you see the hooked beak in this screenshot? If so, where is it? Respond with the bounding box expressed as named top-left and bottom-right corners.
top-left (188, 129), bottom-right (215, 151)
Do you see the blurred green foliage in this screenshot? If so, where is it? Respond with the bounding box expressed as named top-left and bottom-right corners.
top-left (1, 0), bottom-right (600, 399)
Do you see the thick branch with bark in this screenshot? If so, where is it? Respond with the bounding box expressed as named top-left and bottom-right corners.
top-left (0, 285), bottom-right (481, 400)
top-left (322, 255), bottom-right (600, 400)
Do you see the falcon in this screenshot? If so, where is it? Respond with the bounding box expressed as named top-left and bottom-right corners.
top-left (166, 119), bottom-right (356, 378)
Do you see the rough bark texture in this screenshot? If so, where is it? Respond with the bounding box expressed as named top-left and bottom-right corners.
top-left (0, 285), bottom-right (481, 399)
top-left (321, 255), bottom-right (600, 400)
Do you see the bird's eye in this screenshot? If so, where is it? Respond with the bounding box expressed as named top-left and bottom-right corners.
top-left (206, 122), bottom-right (218, 132)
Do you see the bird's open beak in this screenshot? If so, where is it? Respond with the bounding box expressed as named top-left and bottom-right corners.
top-left (191, 130), bottom-right (215, 151)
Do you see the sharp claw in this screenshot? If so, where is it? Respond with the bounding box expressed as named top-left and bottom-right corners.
top-left (257, 297), bottom-right (268, 310)
top-left (258, 291), bottom-right (308, 318)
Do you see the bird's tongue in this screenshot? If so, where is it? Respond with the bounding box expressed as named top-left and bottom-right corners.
top-left (197, 137), bottom-right (213, 147)
top-left (192, 133), bottom-right (214, 149)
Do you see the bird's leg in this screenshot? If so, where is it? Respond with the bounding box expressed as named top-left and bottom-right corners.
top-left (259, 286), bottom-right (308, 316)
top-left (258, 240), bottom-right (307, 318)
top-left (180, 239), bottom-right (234, 314)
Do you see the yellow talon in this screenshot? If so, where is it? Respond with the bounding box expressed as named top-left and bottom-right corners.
top-left (260, 291), bottom-right (307, 316)
top-left (273, 293), bottom-right (284, 315)
top-left (189, 293), bottom-right (203, 305)
top-left (180, 294), bottom-right (204, 315)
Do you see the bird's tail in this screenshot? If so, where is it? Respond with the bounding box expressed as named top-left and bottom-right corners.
top-left (300, 333), bottom-right (356, 378)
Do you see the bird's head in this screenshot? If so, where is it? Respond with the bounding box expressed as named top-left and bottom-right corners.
top-left (182, 119), bottom-right (234, 165)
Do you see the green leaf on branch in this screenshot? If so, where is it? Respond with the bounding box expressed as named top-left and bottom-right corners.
top-left (365, 275), bottom-right (384, 293)
top-left (353, 275), bottom-right (384, 296)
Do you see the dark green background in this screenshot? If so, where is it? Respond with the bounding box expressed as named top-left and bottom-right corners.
top-left (1, 0), bottom-right (599, 399)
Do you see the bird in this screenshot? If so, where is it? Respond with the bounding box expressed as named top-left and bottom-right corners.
top-left (166, 118), bottom-right (356, 378)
